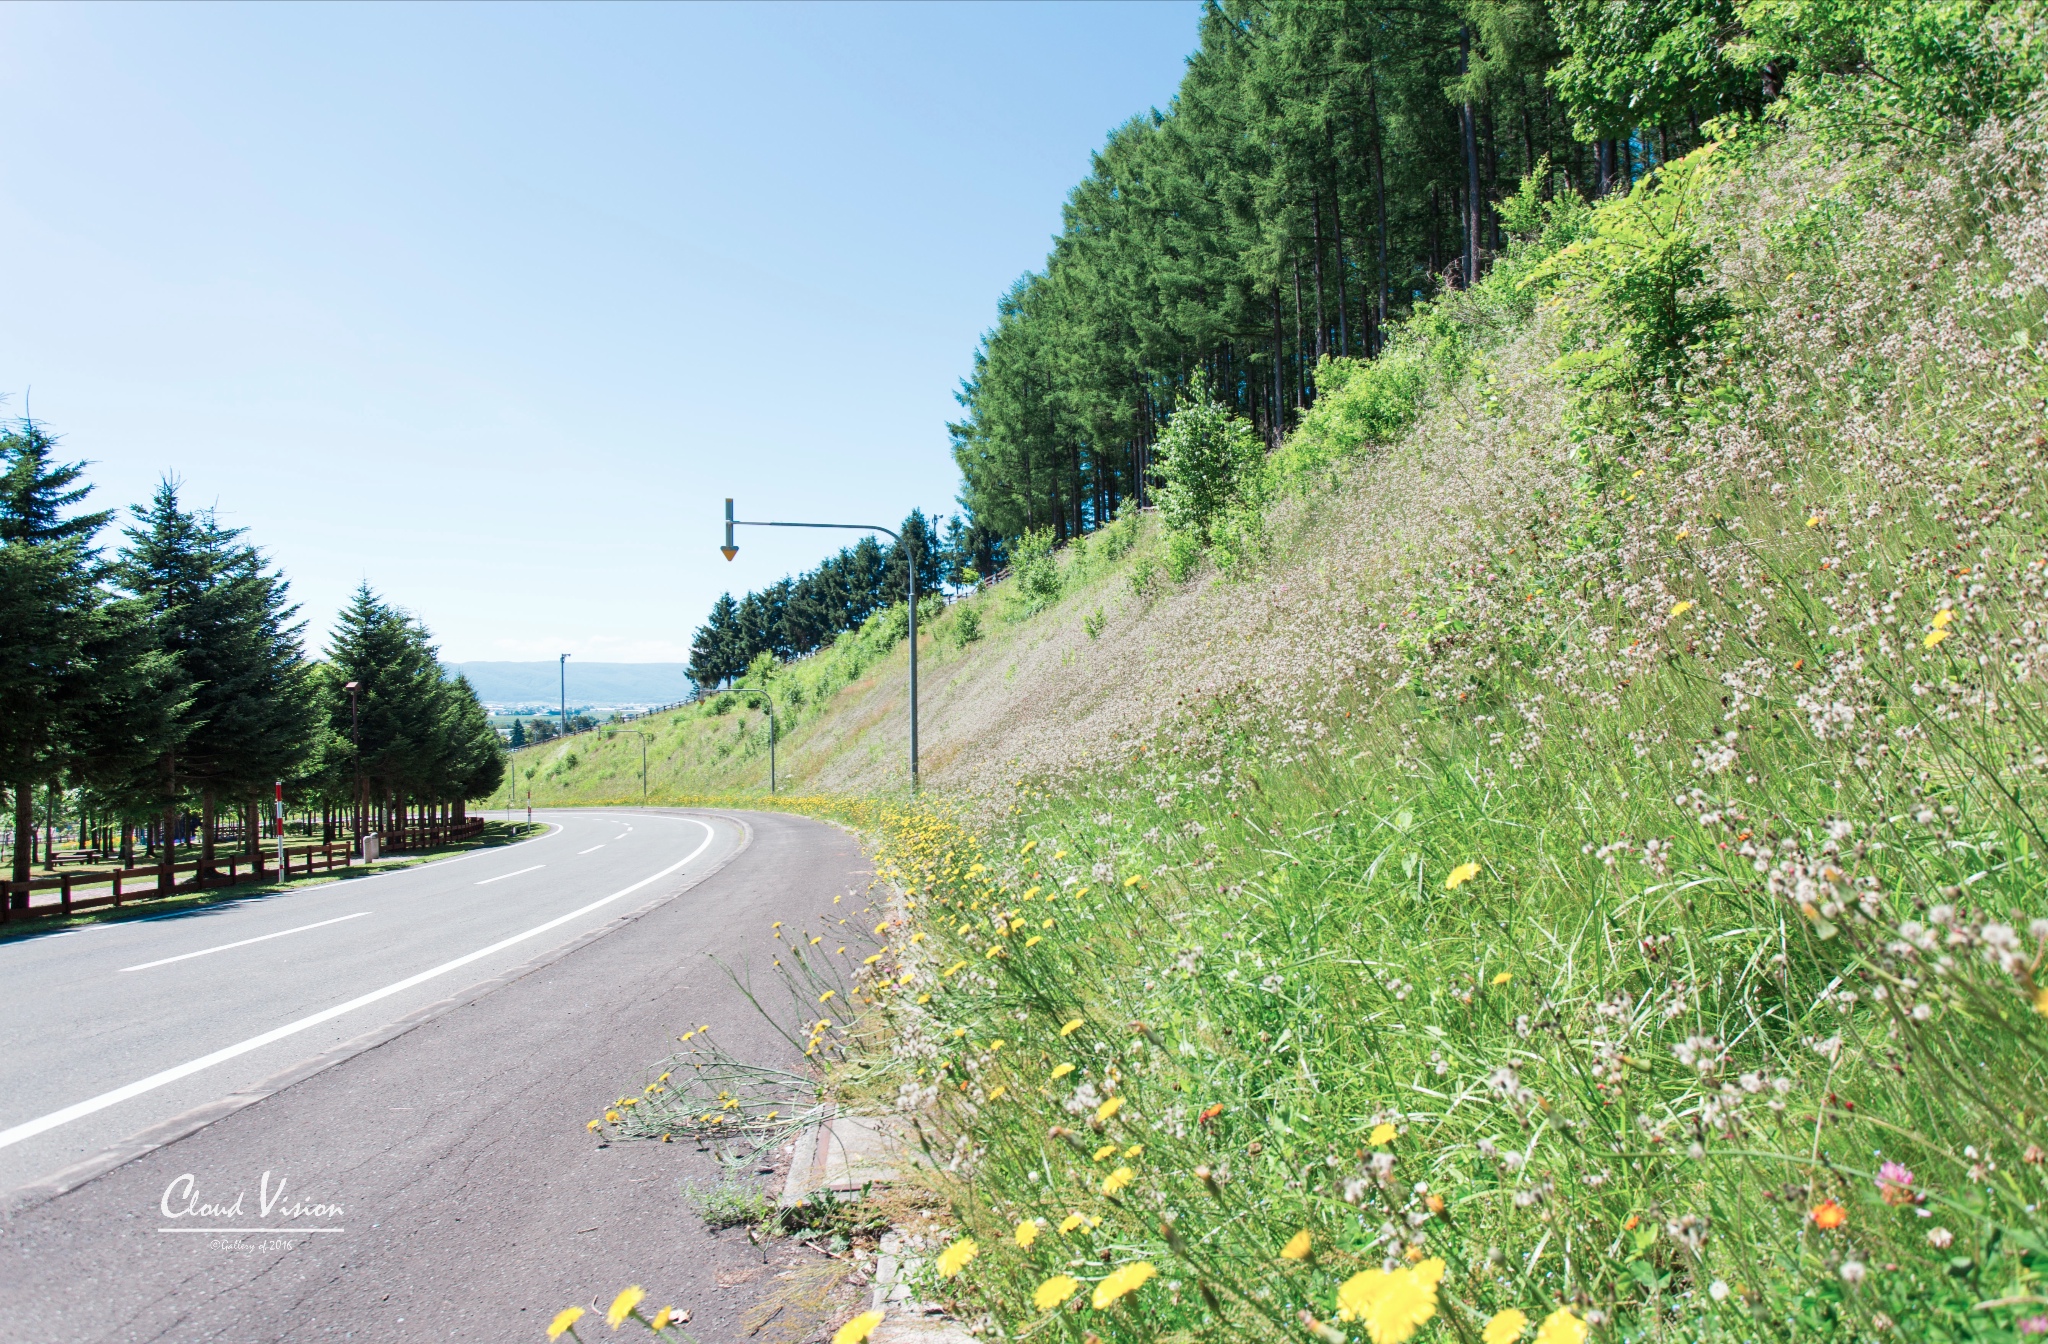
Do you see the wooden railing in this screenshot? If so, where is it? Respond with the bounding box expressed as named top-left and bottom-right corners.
top-left (378, 816), bottom-right (486, 853)
top-left (0, 842), bottom-right (356, 923)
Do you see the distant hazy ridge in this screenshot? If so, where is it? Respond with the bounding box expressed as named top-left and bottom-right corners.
top-left (444, 662), bottom-right (693, 705)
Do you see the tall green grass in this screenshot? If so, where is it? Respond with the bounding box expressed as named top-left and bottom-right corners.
top-left (817, 105), bottom-right (2048, 1343)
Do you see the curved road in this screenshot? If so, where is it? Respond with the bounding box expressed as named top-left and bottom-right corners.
top-left (0, 808), bottom-right (875, 1342)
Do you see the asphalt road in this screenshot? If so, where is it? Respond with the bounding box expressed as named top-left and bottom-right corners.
top-left (0, 807), bottom-right (877, 1342)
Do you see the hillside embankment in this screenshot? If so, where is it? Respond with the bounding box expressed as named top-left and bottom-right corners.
top-left (534, 102), bottom-right (2048, 1340)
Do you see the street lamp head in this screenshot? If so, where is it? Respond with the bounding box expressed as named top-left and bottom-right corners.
top-left (721, 497), bottom-right (738, 560)
top-left (344, 681), bottom-right (358, 690)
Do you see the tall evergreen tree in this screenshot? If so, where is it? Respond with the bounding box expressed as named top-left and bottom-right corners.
top-left (118, 481), bottom-right (318, 875)
top-left (0, 420), bottom-right (179, 892)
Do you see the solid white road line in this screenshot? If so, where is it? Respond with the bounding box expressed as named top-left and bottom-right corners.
top-left (118, 913), bottom-right (373, 974)
top-left (475, 865), bottom-right (545, 886)
top-left (578, 846), bottom-right (605, 855)
top-left (0, 819), bottom-right (717, 1153)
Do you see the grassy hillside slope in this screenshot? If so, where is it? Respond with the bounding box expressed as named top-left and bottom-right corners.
top-left (551, 96), bottom-right (2048, 1342)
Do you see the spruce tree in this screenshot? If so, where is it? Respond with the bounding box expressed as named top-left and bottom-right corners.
top-left (0, 421), bottom-right (118, 892)
top-left (118, 481), bottom-right (318, 876)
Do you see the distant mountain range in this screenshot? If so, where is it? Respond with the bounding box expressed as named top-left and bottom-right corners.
top-left (444, 662), bottom-right (694, 707)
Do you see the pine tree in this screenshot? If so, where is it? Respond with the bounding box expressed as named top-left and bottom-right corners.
top-left (118, 480), bottom-right (318, 876)
top-left (688, 592), bottom-right (745, 690)
top-left (0, 420), bottom-right (123, 893)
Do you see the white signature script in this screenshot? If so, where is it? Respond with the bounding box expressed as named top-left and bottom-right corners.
top-left (160, 1171), bottom-right (343, 1221)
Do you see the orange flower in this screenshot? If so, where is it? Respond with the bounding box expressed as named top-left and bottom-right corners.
top-left (1811, 1199), bottom-right (1847, 1230)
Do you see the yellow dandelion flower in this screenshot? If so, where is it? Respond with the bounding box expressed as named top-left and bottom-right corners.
top-left (1102, 1166), bottom-right (1135, 1195)
top-left (1051, 1063), bottom-right (1074, 1079)
top-left (917, 993), bottom-right (931, 1004)
top-left (1061, 1018), bottom-right (1085, 1036)
top-left (988, 1039), bottom-right (1006, 1051)
top-left (1123, 875), bottom-right (1143, 888)
top-left (1281, 1229), bottom-right (1313, 1260)
top-left (649, 1306), bottom-right (673, 1330)
top-left (862, 954), bottom-right (882, 965)
top-left (1091, 1261), bottom-right (1157, 1309)
top-left (548, 1307), bottom-right (584, 1340)
top-left (587, 1119), bottom-right (602, 1131)
top-left (910, 931), bottom-right (925, 943)
top-left (943, 960), bottom-right (968, 978)
top-left (820, 990), bottom-right (835, 1002)
top-left (1370, 1122), bottom-right (1398, 1146)
top-left (1492, 971), bottom-right (1513, 985)
top-left (873, 922), bottom-right (888, 935)
top-left (1484, 1309), bottom-right (1529, 1344)
top-left (1094, 1143), bottom-right (1118, 1161)
top-left (1534, 1308), bottom-right (1586, 1344)
top-left (1806, 514), bottom-right (1822, 528)
top-left (1095, 1096), bottom-right (1124, 1122)
top-left (605, 1110), bottom-right (621, 1124)
top-left (1034, 1275), bottom-right (1080, 1311)
top-left (1021, 839), bottom-right (1038, 854)
top-left (1059, 1213), bottom-right (1088, 1234)
top-left (1671, 600), bottom-right (1693, 618)
top-left (1444, 862), bottom-right (1480, 890)
top-left (935, 1237), bottom-right (978, 1278)
top-left (1925, 627), bottom-right (1950, 648)
top-left (1933, 607), bottom-right (1955, 628)
top-left (1042, 917), bottom-right (1055, 928)
top-left (1335, 1259), bottom-right (1443, 1343)
top-left (832, 1310), bottom-right (885, 1344)
top-left (1124, 1144), bottom-right (1143, 1158)
top-left (1026, 935), bottom-right (1043, 947)
top-left (986, 1085), bottom-right (1007, 1102)
top-left (1015, 1220), bottom-right (1040, 1248)
top-left (607, 1285), bottom-right (645, 1327)
top-left (810, 936), bottom-right (822, 945)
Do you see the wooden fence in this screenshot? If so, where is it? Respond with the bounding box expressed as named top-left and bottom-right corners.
top-left (0, 842), bottom-right (356, 923)
top-left (2, 816), bottom-right (489, 923)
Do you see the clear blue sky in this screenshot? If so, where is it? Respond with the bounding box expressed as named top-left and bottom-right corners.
top-left (0, 1), bottom-right (1198, 662)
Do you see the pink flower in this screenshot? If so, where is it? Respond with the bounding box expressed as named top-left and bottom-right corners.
top-left (2016, 1316), bottom-right (2048, 1335)
top-left (1876, 1161), bottom-right (1919, 1206)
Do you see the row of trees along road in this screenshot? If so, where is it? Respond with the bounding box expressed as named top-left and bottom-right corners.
top-left (0, 420), bottom-right (504, 899)
top-left (947, 0), bottom-right (1787, 545)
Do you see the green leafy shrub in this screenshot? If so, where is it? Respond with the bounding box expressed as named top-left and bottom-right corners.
top-left (1006, 527), bottom-right (1063, 614)
top-left (952, 604), bottom-right (983, 648)
top-left (1156, 372), bottom-right (1265, 546)
top-left (1522, 146), bottom-right (1736, 403)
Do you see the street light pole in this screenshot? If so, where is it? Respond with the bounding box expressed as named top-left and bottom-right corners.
top-left (559, 653), bottom-right (571, 744)
top-left (723, 498), bottom-right (919, 790)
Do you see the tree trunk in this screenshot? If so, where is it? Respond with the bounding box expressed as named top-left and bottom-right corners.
top-left (1310, 187), bottom-right (1327, 362)
top-left (1270, 287), bottom-right (1284, 446)
top-left (1460, 26), bottom-right (1479, 287)
top-left (200, 787), bottom-right (217, 882)
top-left (1331, 179), bottom-right (1351, 358)
top-left (10, 778), bottom-right (31, 902)
top-left (1369, 69), bottom-right (1391, 353)
top-left (1292, 259), bottom-right (1306, 408)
